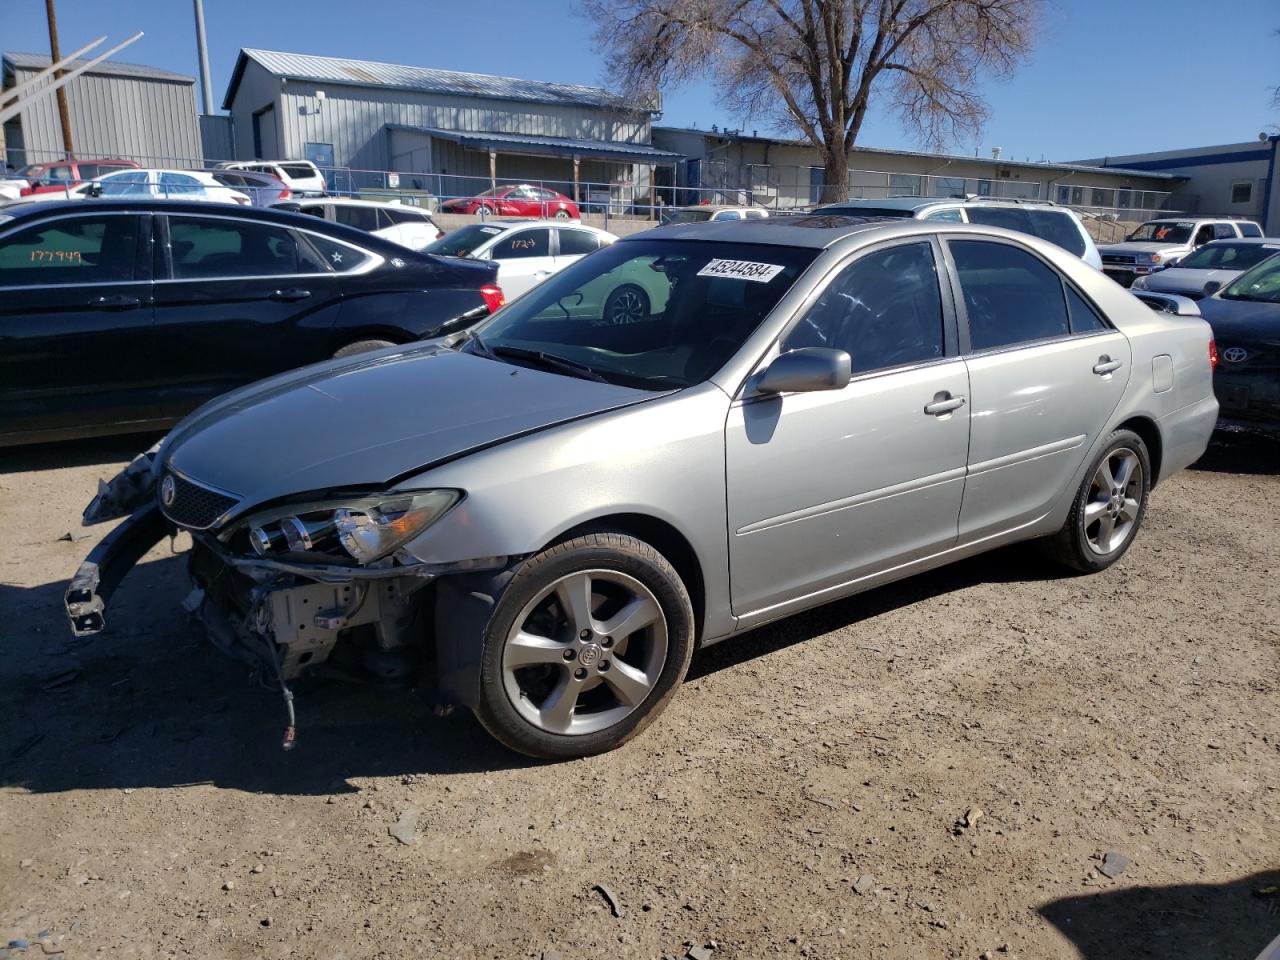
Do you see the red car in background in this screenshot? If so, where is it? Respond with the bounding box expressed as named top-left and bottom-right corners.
top-left (440, 183), bottom-right (580, 219)
top-left (17, 158), bottom-right (140, 196)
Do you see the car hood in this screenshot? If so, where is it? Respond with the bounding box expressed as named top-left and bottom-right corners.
top-left (1196, 296), bottom-right (1280, 341)
top-left (1142, 267), bottom-right (1241, 293)
top-left (1099, 241), bottom-right (1186, 255)
top-left (162, 345), bottom-right (658, 521)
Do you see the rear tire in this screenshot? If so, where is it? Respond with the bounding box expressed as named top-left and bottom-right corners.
top-left (333, 339), bottom-right (396, 358)
top-left (1042, 429), bottom-right (1151, 573)
top-left (473, 533), bottom-right (695, 760)
top-left (602, 284), bottom-right (650, 325)
top-left (554, 208), bottom-right (572, 219)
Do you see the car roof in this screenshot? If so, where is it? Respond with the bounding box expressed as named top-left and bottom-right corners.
top-left (299, 197), bottom-right (430, 211)
top-left (633, 214), bottom-right (903, 249)
top-left (820, 196), bottom-right (943, 212)
top-left (1200, 237), bottom-right (1280, 246)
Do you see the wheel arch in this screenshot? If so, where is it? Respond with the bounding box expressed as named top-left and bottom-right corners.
top-left (545, 513), bottom-right (707, 642)
top-left (1116, 415), bottom-right (1164, 487)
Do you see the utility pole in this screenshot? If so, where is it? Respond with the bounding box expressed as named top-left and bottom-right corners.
top-left (45, 0), bottom-right (75, 158)
top-left (192, 0), bottom-right (214, 115)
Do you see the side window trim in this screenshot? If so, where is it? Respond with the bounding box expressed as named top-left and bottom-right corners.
top-left (773, 235), bottom-right (960, 381)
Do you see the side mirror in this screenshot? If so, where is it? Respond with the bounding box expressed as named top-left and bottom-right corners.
top-left (1202, 280), bottom-right (1222, 297)
top-left (756, 347), bottom-right (852, 395)
top-left (85, 182), bottom-right (102, 198)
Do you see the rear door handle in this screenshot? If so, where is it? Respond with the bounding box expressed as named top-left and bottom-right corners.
top-left (1093, 356), bottom-right (1123, 375)
top-left (269, 288), bottom-right (311, 302)
top-left (924, 392), bottom-right (966, 416)
top-left (91, 294), bottom-right (141, 310)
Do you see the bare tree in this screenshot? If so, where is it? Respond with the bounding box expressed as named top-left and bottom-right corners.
top-left (584, 0), bottom-right (1041, 202)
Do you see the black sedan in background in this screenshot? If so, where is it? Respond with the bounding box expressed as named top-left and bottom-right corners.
top-left (0, 200), bottom-right (503, 447)
top-left (1197, 253), bottom-right (1280, 435)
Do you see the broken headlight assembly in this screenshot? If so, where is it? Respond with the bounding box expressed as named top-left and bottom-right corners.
top-left (239, 490), bottom-right (461, 565)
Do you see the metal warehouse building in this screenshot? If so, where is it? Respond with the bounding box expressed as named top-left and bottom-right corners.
top-left (221, 48), bottom-right (681, 203)
top-left (1, 52), bottom-right (202, 169)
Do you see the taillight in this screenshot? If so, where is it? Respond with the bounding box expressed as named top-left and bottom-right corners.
top-left (278, 189), bottom-right (291, 200)
top-left (436, 230), bottom-right (445, 240)
top-left (1209, 338), bottom-right (1218, 370)
top-left (234, 195), bottom-right (249, 205)
top-left (480, 284), bottom-right (505, 313)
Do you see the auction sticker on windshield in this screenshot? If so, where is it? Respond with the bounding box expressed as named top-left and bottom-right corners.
top-left (697, 259), bottom-right (785, 282)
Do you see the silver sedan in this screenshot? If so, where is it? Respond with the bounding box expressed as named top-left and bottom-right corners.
top-left (68, 216), bottom-right (1219, 759)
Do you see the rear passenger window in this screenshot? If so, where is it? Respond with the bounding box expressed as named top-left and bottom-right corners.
top-left (557, 229), bottom-right (599, 256)
top-left (1065, 285), bottom-right (1108, 334)
top-left (781, 241), bottom-right (945, 374)
top-left (950, 240), bottom-right (1070, 350)
top-left (305, 234), bottom-right (372, 272)
top-left (1213, 223), bottom-right (1237, 240)
top-left (1238, 222), bottom-right (1263, 238)
top-left (168, 217), bottom-right (328, 279)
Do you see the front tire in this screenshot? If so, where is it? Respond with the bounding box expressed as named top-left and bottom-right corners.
top-left (473, 533), bottom-right (695, 760)
top-left (1043, 429), bottom-right (1151, 573)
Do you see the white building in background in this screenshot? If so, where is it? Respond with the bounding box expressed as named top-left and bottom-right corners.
top-left (1074, 137), bottom-right (1280, 233)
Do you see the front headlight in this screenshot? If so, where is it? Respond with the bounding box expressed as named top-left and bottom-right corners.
top-left (1138, 252), bottom-right (1162, 264)
top-left (243, 490), bottom-right (460, 564)
top-left (1131, 276), bottom-right (1148, 289)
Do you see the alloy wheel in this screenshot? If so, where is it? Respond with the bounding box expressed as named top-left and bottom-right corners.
top-left (608, 288), bottom-right (647, 325)
top-left (1083, 447), bottom-right (1143, 555)
top-left (501, 569), bottom-right (668, 735)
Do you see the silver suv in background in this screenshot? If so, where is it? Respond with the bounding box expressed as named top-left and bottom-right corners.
top-left (1097, 217), bottom-right (1263, 287)
top-left (816, 196), bottom-right (1102, 269)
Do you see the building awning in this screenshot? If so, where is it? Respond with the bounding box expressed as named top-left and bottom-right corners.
top-left (388, 126), bottom-right (685, 165)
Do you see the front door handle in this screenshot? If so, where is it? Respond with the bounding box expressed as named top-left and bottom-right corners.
top-left (91, 294), bottom-right (141, 310)
top-left (924, 392), bottom-right (966, 416)
top-left (1093, 355), bottom-right (1123, 375)
top-left (269, 288), bottom-right (312, 302)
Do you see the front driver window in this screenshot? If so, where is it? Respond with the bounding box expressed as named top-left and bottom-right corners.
top-left (492, 230), bottom-right (550, 259)
top-left (781, 241), bottom-right (945, 374)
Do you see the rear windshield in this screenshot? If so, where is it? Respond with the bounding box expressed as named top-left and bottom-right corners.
top-left (1127, 222), bottom-right (1192, 244)
top-left (423, 224), bottom-right (505, 257)
top-left (661, 210), bottom-right (715, 224)
top-left (1178, 242), bottom-right (1280, 272)
top-left (471, 239), bottom-right (818, 389)
top-left (280, 163), bottom-right (318, 180)
top-left (964, 206), bottom-right (1086, 257)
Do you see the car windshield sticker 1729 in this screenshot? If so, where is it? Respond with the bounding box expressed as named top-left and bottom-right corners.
top-left (696, 259), bottom-right (786, 283)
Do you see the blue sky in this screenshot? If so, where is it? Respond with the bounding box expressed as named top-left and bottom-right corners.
top-left (5, 0), bottom-right (1277, 161)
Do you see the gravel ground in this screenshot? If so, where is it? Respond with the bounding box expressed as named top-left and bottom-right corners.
top-left (1, 431), bottom-right (1277, 960)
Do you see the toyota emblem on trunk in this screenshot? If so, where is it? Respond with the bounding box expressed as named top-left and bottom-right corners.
top-left (160, 474), bottom-right (176, 507)
top-left (1222, 347), bottom-right (1248, 363)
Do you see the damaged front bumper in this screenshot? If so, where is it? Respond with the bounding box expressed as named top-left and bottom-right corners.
top-left (65, 502), bottom-right (169, 636)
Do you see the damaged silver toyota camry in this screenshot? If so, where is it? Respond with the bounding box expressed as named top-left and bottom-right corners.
top-left (67, 216), bottom-right (1218, 759)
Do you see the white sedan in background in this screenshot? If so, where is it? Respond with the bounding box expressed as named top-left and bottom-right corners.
top-left (423, 219), bottom-right (616, 299)
top-left (275, 198), bottom-right (444, 252)
top-left (12, 168), bottom-right (251, 205)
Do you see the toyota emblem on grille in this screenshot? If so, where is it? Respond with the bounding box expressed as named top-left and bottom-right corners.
top-left (160, 474), bottom-right (176, 507)
top-left (1222, 346), bottom-right (1249, 363)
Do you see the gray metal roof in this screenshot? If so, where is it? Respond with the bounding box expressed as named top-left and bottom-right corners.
top-left (393, 126), bottom-right (682, 164)
top-left (224, 48), bottom-right (642, 113)
top-left (3, 51), bottom-right (193, 84)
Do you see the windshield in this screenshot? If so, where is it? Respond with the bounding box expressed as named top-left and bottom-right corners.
top-left (1221, 256), bottom-right (1280, 304)
top-left (471, 239), bottom-right (818, 389)
top-left (422, 224), bottom-right (504, 258)
top-left (1126, 221), bottom-right (1193, 244)
top-left (661, 210), bottom-right (715, 224)
top-left (1177, 242), bottom-right (1280, 272)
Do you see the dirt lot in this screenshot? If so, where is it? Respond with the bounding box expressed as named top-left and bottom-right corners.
top-left (1, 431), bottom-right (1277, 960)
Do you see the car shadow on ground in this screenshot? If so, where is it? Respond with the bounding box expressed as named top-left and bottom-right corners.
top-left (0, 540), bottom-right (1065, 796)
top-left (1191, 430), bottom-right (1279, 476)
top-left (1038, 870), bottom-right (1280, 960)
top-left (0, 432), bottom-right (164, 475)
